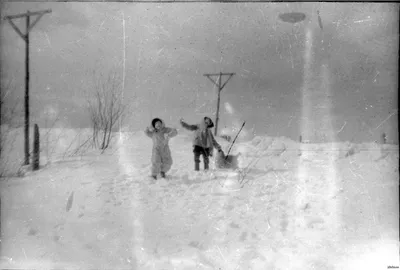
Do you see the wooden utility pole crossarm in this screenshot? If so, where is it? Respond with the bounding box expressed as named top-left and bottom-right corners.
top-left (4, 9), bottom-right (52, 165)
top-left (204, 72), bottom-right (235, 136)
top-left (204, 72), bottom-right (235, 76)
top-left (4, 9), bottom-right (52, 20)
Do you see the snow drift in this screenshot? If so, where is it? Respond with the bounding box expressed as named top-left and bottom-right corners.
top-left (0, 128), bottom-right (398, 269)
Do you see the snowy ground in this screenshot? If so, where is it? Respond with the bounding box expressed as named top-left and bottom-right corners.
top-left (0, 128), bottom-right (399, 269)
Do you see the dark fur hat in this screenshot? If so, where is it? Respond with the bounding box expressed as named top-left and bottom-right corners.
top-left (151, 118), bottom-right (163, 128)
top-left (204, 117), bottom-right (214, 128)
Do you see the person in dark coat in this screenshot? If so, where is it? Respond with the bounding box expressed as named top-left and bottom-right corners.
top-left (180, 117), bottom-right (222, 171)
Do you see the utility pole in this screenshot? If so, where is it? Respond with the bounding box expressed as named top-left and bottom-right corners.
top-left (4, 9), bottom-right (52, 165)
top-left (204, 72), bottom-right (235, 136)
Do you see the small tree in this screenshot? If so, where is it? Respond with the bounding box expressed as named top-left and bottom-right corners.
top-left (86, 70), bottom-right (126, 151)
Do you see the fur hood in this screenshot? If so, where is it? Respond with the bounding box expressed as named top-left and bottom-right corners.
top-left (199, 117), bottom-right (214, 130)
top-left (151, 118), bottom-right (165, 129)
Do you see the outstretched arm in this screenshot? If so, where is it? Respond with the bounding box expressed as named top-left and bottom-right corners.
top-left (180, 119), bottom-right (198, 131)
top-left (145, 126), bottom-right (154, 138)
top-left (165, 127), bottom-right (178, 137)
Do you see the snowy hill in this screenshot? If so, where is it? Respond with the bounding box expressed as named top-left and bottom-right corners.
top-left (0, 128), bottom-right (398, 269)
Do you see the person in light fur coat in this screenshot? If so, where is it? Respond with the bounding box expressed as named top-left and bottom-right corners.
top-left (145, 118), bottom-right (177, 179)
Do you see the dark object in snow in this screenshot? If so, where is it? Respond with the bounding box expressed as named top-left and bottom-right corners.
top-left (279, 12), bottom-right (306, 24)
top-left (28, 228), bottom-right (37, 236)
top-left (317, 10), bottom-right (323, 30)
top-left (216, 150), bottom-right (239, 169)
top-left (33, 124), bottom-right (40, 171)
top-left (381, 133), bottom-right (387, 144)
top-left (66, 192), bottom-right (74, 212)
top-left (345, 147), bottom-right (356, 158)
top-left (220, 135), bottom-right (232, 142)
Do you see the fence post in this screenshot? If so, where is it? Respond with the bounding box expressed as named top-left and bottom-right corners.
top-left (298, 135), bottom-right (302, 156)
top-left (381, 133), bottom-right (387, 144)
top-left (33, 123), bottom-right (40, 170)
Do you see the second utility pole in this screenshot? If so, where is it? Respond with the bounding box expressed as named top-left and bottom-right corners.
top-left (204, 72), bottom-right (235, 136)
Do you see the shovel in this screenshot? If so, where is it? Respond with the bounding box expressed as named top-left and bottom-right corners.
top-left (225, 121), bottom-right (246, 161)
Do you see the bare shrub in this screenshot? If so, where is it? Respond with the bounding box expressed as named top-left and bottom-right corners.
top-left (86, 70), bottom-right (126, 151)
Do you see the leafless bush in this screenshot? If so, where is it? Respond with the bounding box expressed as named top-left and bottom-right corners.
top-left (40, 105), bottom-right (94, 164)
top-left (86, 70), bottom-right (126, 151)
top-left (236, 156), bottom-right (262, 188)
top-left (61, 129), bottom-right (93, 159)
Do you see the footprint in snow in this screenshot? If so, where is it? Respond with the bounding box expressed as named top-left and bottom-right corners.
top-left (53, 235), bottom-right (61, 242)
top-left (307, 217), bottom-right (325, 229)
top-left (239, 231), bottom-right (248, 242)
top-left (66, 192), bottom-right (74, 212)
top-left (223, 204), bottom-right (234, 211)
top-left (27, 228), bottom-right (38, 236)
top-left (81, 182), bottom-right (92, 186)
top-left (280, 214), bottom-right (289, 233)
top-left (212, 192), bottom-right (228, 196)
top-left (188, 241), bottom-right (201, 248)
top-left (229, 222), bottom-right (240, 229)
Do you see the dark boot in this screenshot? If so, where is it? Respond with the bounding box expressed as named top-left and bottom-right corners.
top-left (160, 172), bottom-right (166, 178)
top-left (204, 154), bottom-right (210, 170)
top-left (204, 161), bottom-right (209, 170)
top-left (194, 148), bottom-right (201, 171)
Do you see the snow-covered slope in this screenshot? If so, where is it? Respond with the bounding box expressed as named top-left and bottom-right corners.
top-left (0, 129), bottom-right (398, 269)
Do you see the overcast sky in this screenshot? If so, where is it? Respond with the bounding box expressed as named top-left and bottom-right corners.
top-left (1, 2), bottom-right (398, 143)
